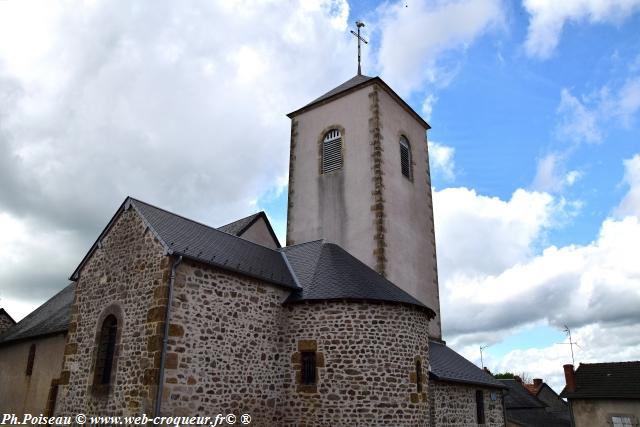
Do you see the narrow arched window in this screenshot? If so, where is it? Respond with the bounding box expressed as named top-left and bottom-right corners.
top-left (94, 315), bottom-right (117, 385)
top-left (399, 135), bottom-right (412, 180)
top-left (25, 344), bottom-right (36, 376)
top-left (416, 359), bottom-right (423, 393)
top-left (322, 129), bottom-right (343, 174)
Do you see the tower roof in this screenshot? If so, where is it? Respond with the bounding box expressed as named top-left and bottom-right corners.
top-left (287, 74), bottom-right (431, 130)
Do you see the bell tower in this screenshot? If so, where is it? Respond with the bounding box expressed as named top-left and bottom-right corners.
top-left (285, 74), bottom-right (442, 339)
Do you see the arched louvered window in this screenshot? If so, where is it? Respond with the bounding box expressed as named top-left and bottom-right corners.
top-left (94, 315), bottom-right (118, 385)
top-left (322, 129), bottom-right (343, 174)
top-left (399, 135), bottom-right (412, 180)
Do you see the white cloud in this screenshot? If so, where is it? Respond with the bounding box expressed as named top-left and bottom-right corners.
top-left (421, 94), bottom-right (438, 121)
top-left (523, 0), bottom-right (640, 59)
top-left (556, 89), bottom-right (601, 144)
top-left (532, 152), bottom-right (583, 192)
top-left (0, 0), bottom-right (356, 316)
top-left (556, 78), bottom-right (640, 144)
top-left (375, 0), bottom-right (504, 95)
top-left (436, 158), bottom-right (640, 390)
top-left (428, 141), bottom-right (456, 181)
top-left (616, 154), bottom-right (640, 217)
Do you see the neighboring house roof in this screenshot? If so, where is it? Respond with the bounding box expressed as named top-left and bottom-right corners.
top-left (429, 340), bottom-right (506, 389)
top-left (560, 361), bottom-right (640, 400)
top-left (0, 308), bottom-right (16, 325)
top-left (287, 74), bottom-right (431, 129)
top-left (217, 211), bottom-right (281, 248)
top-left (501, 379), bottom-right (547, 409)
top-left (281, 240), bottom-right (435, 316)
top-left (70, 197), bottom-right (298, 289)
top-left (0, 284), bottom-right (73, 345)
top-left (501, 379), bottom-right (570, 427)
top-left (506, 408), bottom-right (570, 427)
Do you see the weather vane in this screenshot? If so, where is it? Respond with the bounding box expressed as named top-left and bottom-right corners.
top-left (350, 21), bottom-right (368, 75)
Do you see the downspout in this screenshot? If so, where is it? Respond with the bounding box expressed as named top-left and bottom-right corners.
top-left (154, 255), bottom-right (182, 417)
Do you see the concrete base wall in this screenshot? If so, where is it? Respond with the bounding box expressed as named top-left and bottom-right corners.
top-left (0, 334), bottom-right (66, 415)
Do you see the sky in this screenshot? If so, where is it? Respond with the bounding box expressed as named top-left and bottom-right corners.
top-left (0, 0), bottom-right (639, 393)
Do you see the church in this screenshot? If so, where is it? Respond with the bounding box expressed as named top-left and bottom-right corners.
top-left (0, 71), bottom-right (507, 426)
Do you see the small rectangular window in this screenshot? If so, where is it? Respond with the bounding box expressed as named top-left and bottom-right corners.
top-left (476, 390), bottom-right (485, 425)
top-left (26, 344), bottom-right (36, 376)
top-left (611, 416), bottom-right (635, 427)
top-left (301, 351), bottom-right (316, 385)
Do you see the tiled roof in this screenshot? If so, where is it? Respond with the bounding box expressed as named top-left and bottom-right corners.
top-left (500, 379), bottom-right (546, 409)
top-left (523, 383), bottom-right (542, 396)
top-left (281, 240), bottom-right (435, 315)
top-left (287, 74), bottom-right (430, 129)
top-left (560, 361), bottom-right (640, 399)
top-left (71, 198), bottom-right (297, 289)
top-left (304, 74), bottom-right (374, 107)
top-left (428, 340), bottom-right (507, 389)
top-left (506, 408), bottom-right (570, 427)
top-left (217, 212), bottom-right (263, 235)
top-left (0, 284), bottom-right (73, 345)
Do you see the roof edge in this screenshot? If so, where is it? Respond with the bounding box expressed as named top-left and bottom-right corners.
top-left (69, 197), bottom-right (172, 281)
top-left (282, 296), bottom-right (436, 318)
top-left (430, 372), bottom-right (509, 390)
top-left (238, 211), bottom-right (282, 248)
top-left (287, 76), bottom-right (431, 130)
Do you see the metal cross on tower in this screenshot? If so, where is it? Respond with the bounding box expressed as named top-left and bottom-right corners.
top-left (350, 21), bottom-right (368, 75)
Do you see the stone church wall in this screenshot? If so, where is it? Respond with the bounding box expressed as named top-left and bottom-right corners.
top-left (160, 260), bottom-right (290, 424)
top-left (56, 207), bottom-right (170, 416)
top-left (281, 301), bottom-right (430, 426)
top-left (0, 311), bottom-right (15, 335)
top-left (430, 381), bottom-right (505, 427)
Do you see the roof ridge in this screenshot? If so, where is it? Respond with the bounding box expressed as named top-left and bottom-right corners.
top-left (279, 239), bottom-right (325, 250)
top-left (129, 198), bottom-right (281, 254)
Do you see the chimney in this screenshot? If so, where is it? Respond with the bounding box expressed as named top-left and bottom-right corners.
top-left (514, 375), bottom-right (522, 384)
top-left (563, 364), bottom-right (576, 392)
top-left (533, 378), bottom-right (543, 387)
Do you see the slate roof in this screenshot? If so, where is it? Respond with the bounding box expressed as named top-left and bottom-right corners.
top-left (560, 362), bottom-right (640, 400)
top-left (217, 212), bottom-right (263, 235)
top-left (0, 284), bottom-right (73, 345)
top-left (217, 211), bottom-right (281, 248)
top-left (287, 74), bottom-right (431, 129)
top-left (506, 408), bottom-right (570, 427)
top-left (71, 198), bottom-right (297, 289)
top-left (501, 379), bottom-right (546, 409)
top-left (428, 340), bottom-right (506, 389)
top-left (281, 240), bottom-right (435, 315)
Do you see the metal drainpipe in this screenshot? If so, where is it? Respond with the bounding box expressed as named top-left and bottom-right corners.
top-left (154, 255), bottom-right (182, 417)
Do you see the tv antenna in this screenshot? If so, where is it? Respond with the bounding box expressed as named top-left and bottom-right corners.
top-left (557, 325), bottom-right (582, 365)
top-left (480, 344), bottom-right (490, 369)
top-left (350, 21), bottom-right (368, 75)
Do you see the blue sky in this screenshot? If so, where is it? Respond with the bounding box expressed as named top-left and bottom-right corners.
top-left (0, 0), bottom-right (639, 392)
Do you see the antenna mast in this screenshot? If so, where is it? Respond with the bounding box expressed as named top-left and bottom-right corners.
top-left (350, 21), bottom-right (368, 75)
top-left (558, 325), bottom-right (581, 365)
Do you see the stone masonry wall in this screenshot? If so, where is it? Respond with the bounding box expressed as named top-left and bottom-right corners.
top-left (282, 301), bottom-right (431, 426)
top-left (430, 381), bottom-right (504, 427)
top-left (160, 261), bottom-right (290, 424)
top-left (56, 206), bottom-right (170, 416)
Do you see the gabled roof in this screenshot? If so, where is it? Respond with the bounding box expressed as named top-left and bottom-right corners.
top-left (500, 379), bottom-right (547, 409)
top-left (281, 240), bottom-right (435, 316)
top-left (70, 197), bottom-right (297, 289)
top-left (287, 74), bottom-right (431, 129)
top-left (217, 211), bottom-right (281, 248)
top-left (506, 408), bottom-right (570, 427)
top-left (0, 308), bottom-right (16, 325)
top-left (429, 340), bottom-right (506, 389)
top-left (0, 284), bottom-right (73, 345)
top-left (560, 361), bottom-right (640, 400)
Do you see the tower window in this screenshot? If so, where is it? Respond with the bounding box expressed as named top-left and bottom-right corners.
top-left (26, 344), bottom-right (36, 376)
top-left (322, 129), bottom-right (343, 174)
top-left (399, 135), bottom-right (412, 179)
top-left (301, 351), bottom-right (317, 385)
top-left (416, 360), bottom-right (423, 393)
top-left (94, 314), bottom-right (118, 385)
top-left (476, 390), bottom-right (485, 424)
